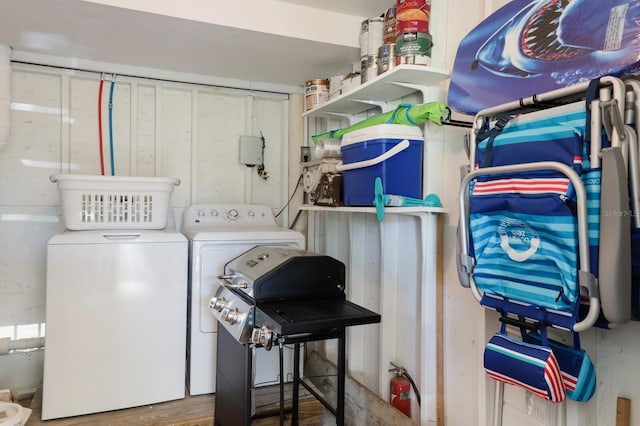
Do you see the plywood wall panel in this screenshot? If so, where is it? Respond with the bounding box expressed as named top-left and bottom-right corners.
top-left (1, 63), bottom-right (289, 393)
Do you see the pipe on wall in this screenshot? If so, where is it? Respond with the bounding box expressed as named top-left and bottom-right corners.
top-left (0, 44), bottom-right (10, 151)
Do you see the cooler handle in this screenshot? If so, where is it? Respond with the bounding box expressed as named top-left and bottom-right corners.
top-left (335, 139), bottom-right (410, 172)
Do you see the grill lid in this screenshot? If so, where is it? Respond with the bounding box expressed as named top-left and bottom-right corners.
top-left (222, 246), bottom-right (345, 301)
top-left (212, 246), bottom-right (381, 345)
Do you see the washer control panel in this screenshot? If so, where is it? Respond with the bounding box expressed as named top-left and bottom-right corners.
top-left (183, 204), bottom-right (277, 228)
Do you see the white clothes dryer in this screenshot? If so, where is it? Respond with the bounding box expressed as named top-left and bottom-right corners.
top-left (182, 204), bottom-right (305, 395)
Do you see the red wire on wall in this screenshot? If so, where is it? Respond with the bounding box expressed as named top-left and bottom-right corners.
top-left (98, 76), bottom-right (105, 176)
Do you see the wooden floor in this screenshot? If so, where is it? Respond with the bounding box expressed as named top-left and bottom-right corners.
top-left (23, 387), bottom-right (329, 426)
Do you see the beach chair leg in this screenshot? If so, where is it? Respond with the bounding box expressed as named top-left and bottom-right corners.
top-left (558, 399), bottom-right (567, 426)
top-left (493, 381), bottom-right (504, 426)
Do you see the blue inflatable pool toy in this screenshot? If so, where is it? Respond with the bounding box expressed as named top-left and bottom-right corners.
top-left (449, 0), bottom-right (640, 115)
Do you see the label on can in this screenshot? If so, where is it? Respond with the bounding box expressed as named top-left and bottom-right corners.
top-left (385, 6), bottom-right (396, 20)
top-left (396, 19), bottom-right (429, 34)
top-left (360, 19), bottom-right (370, 58)
top-left (377, 44), bottom-right (396, 74)
top-left (305, 79), bottom-right (329, 111)
top-left (384, 7), bottom-right (397, 45)
top-left (396, 32), bottom-right (433, 56)
top-left (396, 0), bottom-right (431, 32)
top-left (360, 55), bottom-right (378, 83)
top-left (396, 54), bottom-right (431, 66)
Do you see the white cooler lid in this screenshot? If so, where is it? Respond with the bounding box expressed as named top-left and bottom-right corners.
top-left (340, 124), bottom-right (423, 148)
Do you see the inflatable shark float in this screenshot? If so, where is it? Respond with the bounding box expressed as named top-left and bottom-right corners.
top-left (448, 0), bottom-right (640, 115)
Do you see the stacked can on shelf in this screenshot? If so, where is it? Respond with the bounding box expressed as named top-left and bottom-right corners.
top-left (395, 0), bottom-right (432, 66)
top-left (360, 17), bottom-right (385, 83)
top-left (383, 6), bottom-right (397, 44)
top-left (304, 79), bottom-right (329, 111)
top-left (377, 6), bottom-right (397, 75)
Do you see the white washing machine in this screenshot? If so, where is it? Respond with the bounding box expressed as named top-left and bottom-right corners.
top-left (43, 229), bottom-right (188, 420)
top-left (182, 204), bottom-right (305, 395)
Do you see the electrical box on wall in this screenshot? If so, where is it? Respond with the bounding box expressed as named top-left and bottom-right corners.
top-left (239, 135), bottom-right (263, 167)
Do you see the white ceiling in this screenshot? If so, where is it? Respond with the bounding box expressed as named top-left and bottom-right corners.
top-left (0, 0), bottom-right (393, 92)
top-left (278, 0), bottom-right (390, 18)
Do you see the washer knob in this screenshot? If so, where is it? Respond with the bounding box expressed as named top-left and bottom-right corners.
top-left (227, 209), bottom-right (239, 220)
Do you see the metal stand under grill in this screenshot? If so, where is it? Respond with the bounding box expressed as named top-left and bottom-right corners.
top-left (210, 246), bottom-right (381, 426)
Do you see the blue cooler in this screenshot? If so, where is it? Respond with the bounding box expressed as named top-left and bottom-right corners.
top-left (338, 124), bottom-right (423, 206)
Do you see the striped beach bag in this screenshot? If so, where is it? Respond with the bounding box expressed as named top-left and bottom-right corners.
top-left (526, 332), bottom-right (596, 402)
top-left (484, 325), bottom-right (566, 403)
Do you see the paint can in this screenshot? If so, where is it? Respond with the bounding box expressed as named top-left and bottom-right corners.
top-left (396, 0), bottom-right (431, 33)
top-left (383, 7), bottom-right (397, 45)
top-left (396, 31), bottom-right (432, 66)
top-left (397, 52), bottom-right (431, 66)
top-left (396, 19), bottom-right (428, 34)
top-left (360, 17), bottom-right (385, 57)
top-left (360, 55), bottom-right (378, 84)
top-left (305, 79), bottom-right (329, 111)
top-left (377, 44), bottom-right (396, 74)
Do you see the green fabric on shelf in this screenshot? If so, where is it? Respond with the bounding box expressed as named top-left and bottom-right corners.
top-left (311, 101), bottom-right (447, 143)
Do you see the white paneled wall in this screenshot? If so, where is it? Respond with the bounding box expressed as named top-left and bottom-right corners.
top-left (0, 63), bottom-right (289, 393)
top-left (306, 208), bottom-right (440, 422)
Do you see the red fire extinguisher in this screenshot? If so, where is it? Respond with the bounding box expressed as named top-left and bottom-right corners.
top-left (389, 362), bottom-right (414, 417)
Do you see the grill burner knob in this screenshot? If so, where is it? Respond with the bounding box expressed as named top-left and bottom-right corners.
top-left (209, 296), bottom-right (227, 312)
top-left (217, 274), bottom-right (248, 289)
top-left (221, 307), bottom-right (240, 324)
top-left (251, 326), bottom-right (274, 351)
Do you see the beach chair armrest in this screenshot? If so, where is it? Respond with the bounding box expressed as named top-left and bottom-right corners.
top-left (457, 229), bottom-right (475, 289)
top-left (574, 296), bottom-right (600, 333)
top-left (599, 147), bottom-right (632, 324)
top-left (573, 270), bottom-right (599, 333)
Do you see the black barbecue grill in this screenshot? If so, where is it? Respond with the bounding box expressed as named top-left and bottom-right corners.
top-left (210, 246), bottom-right (381, 426)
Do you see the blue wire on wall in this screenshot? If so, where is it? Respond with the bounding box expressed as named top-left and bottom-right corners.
top-left (108, 77), bottom-right (116, 176)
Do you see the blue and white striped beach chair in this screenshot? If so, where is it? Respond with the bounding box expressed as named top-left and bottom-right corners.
top-left (457, 77), bottom-right (631, 414)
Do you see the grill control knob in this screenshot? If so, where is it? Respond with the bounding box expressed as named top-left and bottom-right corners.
top-left (251, 325), bottom-right (274, 351)
top-left (221, 307), bottom-right (240, 325)
top-left (209, 296), bottom-right (227, 312)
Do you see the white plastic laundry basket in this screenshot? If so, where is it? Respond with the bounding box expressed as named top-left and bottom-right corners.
top-left (50, 174), bottom-right (180, 230)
